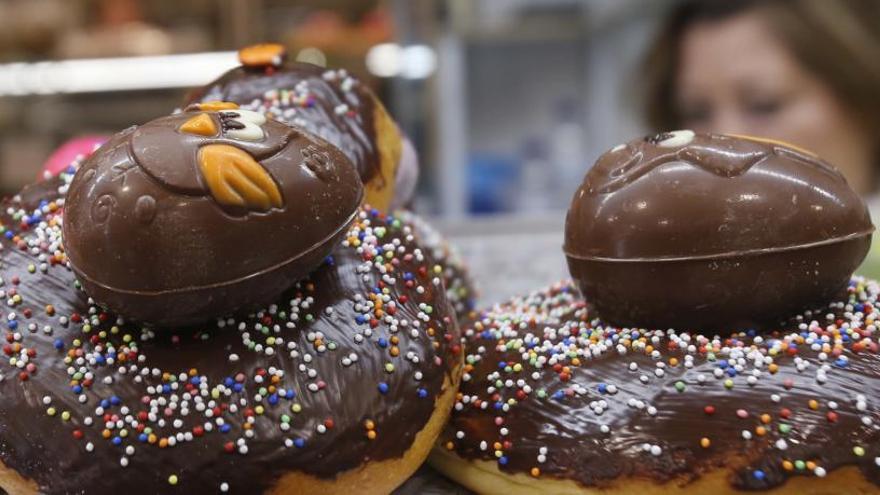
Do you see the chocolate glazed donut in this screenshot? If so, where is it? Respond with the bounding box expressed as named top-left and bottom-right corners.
top-left (431, 281), bottom-right (880, 494)
top-left (185, 44), bottom-right (412, 212)
top-left (0, 171), bottom-right (462, 494)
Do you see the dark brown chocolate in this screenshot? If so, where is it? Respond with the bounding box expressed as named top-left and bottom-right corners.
top-left (438, 281), bottom-right (880, 491)
top-left (185, 45), bottom-right (406, 212)
top-left (0, 173), bottom-right (461, 494)
top-left (564, 131), bottom-right (874, 331)
top-left (63, 105), bottom-right (363, 327)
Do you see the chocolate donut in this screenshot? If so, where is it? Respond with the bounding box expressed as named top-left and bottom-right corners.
top-left (565, 131), bottom-right (874, 332)
top-left (186, 44), bottom-right (414, 212)
top-left (395, 209), bottom-right (478, 322)
top-left (432, 281), bottom-right (880, 494)
top-left (63, 104), bottom-right (363, 328)
top-left (0, 170), bottom-right (462, 494)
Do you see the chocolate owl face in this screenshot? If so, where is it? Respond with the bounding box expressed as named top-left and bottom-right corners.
top-left (63, 103), bottom-right (364, 328)
top-left (564, 131), bottom-right (874, 331)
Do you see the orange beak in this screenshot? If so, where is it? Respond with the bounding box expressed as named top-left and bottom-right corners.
top-left (198, 144), bottom-right (284, 212)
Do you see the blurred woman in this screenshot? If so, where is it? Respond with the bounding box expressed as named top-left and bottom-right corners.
top-left (643, 0), bottom-right (880, 194)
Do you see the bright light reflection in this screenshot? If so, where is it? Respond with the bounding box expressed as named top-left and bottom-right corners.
top-left (366, 43), bottom-right (437, 79)
top-left (0, 52), bottom-right (239, 96)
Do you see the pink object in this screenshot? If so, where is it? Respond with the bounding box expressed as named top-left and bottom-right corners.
top-left (40, 136), bottom-right (108, 178)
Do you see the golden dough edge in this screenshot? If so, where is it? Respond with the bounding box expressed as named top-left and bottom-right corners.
top-left (0, 356), bottom-right (461, 495)
top-left (269, 352), bottom-right (463, 495)
top-left (429, 447), bottom-right (879, 495)
top-left (363, 98), bottom-right (403, 213)
top-left (0, 458), bottom-right (41, 495)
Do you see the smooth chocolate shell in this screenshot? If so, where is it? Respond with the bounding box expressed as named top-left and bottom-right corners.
top-left (564, 131), bottom-right (874, 330)
top-left (63, 109), bottom-right (363, 327)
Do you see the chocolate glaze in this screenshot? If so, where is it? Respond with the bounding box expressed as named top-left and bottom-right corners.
top-left (439, 280), bottom-right (880, 490)
top-left (565, 131), bottom-right (874, 331)
top-left (63, 109), bottom-right (363, 327)
top-left (0, 173), bottom-right (461, 494)
top-left (186, 61), bottom-right (389, 192)
top-left (396, 209), bottom-right (478, 321)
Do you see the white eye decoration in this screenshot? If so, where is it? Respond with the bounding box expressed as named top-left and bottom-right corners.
top-left (224, 109), bottom-right (267, 126)
top-left (219, 109), bottom-right (267, 141)
top-left (655, 129), bottom-right (695, 148)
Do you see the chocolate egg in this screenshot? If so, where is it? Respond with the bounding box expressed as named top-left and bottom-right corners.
top-left (63, 103), bottom-right (363, 327)
top-left (564, 131), bottom-right (874, 331)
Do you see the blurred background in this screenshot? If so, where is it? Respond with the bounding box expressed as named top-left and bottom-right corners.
top-left (1, 0), bottom-right (879, 296)
top-left (0, 0), bottom-right (661, 212)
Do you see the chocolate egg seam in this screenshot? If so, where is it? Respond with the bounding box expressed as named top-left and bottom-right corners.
top-left (563, 229), bottom-right (875, 262)
top-left (68, 207), bottom-right (361, 298)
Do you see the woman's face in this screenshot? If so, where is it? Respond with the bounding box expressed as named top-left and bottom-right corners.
top-left (676, 11), bottom-right (875, 193)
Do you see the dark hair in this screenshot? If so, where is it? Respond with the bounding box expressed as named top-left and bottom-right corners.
top-left (643, 0), bottom-right (880, 146)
